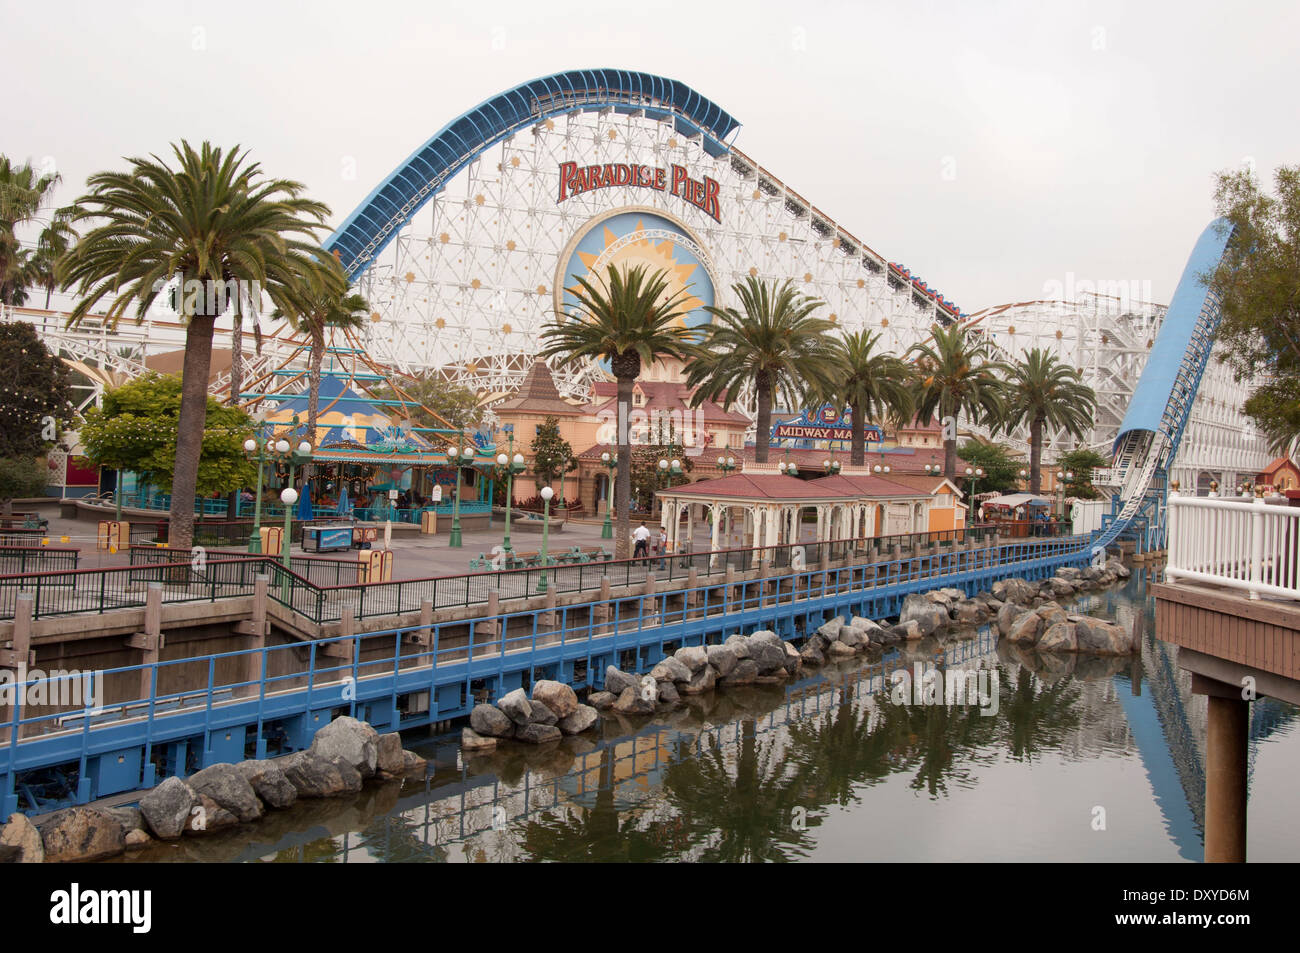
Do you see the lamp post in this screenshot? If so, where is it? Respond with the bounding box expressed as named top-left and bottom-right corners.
top-left (1019, 468), bottom-right (1028, 490)
top-left (716, 455), bottom-right (737, 475)
top-left (822, 458), bottom-right (841, 475)
top-left (557, 452), bottom-right (570, 514)
top-left (495, 440), bottom-right (526, 554)
top-left (657, 457), bottom-right (682, 518)
top-left (277, 436), bottom-right (314, 570)
top-left (447, 439), bottom-right (474, 548)
top-left (778, 447), bottom-right (799, 476)
top-left (964, 466), bottom-right (985, 504)
top-left (536, 486), bottom-right (554, 594)
top-left (872, 463), bottom-right (891, 476)
top-left (1055, 469), bottom-right (1074, 524)
top-left (242, 434), bottom-right (271, 553)
top-left (600, 451), bottom-right (617, 539)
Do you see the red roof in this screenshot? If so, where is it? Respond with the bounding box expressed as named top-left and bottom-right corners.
top-left (660, 473), bottom-right (848, 500)
top-left (808, 473), bottom-right (932, 498)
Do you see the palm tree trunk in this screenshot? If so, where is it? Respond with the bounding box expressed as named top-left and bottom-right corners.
top-left (849, 399), bottom-right (865, 466)
top-left (1029, 415), bottom-right (1044, 493)
top-left (944, 437), bottom-right (957, 480)
top-left (614, 373), bottom-right (634, 559)
top-left (229, 315), bottom-right (243, 405)
top-left (755, 372), bottom-right (773, 464)
top-left (308, 327), bottom-right (324, 438)
top-left (170, 313), bottom-right (217, 553)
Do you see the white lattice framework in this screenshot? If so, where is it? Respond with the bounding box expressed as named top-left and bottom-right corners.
top-left (965, 294), bottom-right (1271, 486)
top-left (352, 108), bottom-right (953, 404)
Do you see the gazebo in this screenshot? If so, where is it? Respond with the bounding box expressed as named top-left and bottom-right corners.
top-left (656, 471), bottom-right (933, 563)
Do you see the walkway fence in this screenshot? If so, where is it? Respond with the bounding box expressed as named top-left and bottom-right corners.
top-left (0, 523), bottom-right (1074, 623)
top-left (1166, 493), bottom-right (1300, 601)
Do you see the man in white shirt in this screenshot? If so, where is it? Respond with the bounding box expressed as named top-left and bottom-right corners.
top-left (633, 521), bottom-right (651, 558)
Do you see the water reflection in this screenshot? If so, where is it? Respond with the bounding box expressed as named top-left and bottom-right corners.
top-left (111, 566), bottom-right (1300, 863)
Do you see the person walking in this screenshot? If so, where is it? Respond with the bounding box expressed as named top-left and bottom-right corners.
top-left (633, 521), bottom-right (651, 559)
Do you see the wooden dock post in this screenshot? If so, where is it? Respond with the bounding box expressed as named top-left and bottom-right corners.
top-left (126, 583), bottom-right (165, 701)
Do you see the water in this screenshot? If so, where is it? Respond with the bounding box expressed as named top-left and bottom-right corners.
top-left (112, 566), bottom-right (1300, 863)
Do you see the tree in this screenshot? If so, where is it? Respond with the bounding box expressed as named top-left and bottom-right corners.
top-left (0, 457), bottom-right (49, 506)
top-left (0, 321), bottom-right (74, 458)
top-left (908, 323), bottom-right (1008, 479)
top-left (1001, 348), bottom-right (1097, 493)
top-left (28, 208), bottom-right (77, 309)
top-left (372, 374), bottom-right (473, 436)
top-left (957, 440), bottom-right (1022, 496)
top-left (821, 329), bottom-right (914, 466)
top-left (540, 263), bottom-right (694, 558)
top-left (686, 276), bottom-right (840, 464)
top-left (1058, 448), bottom-right (1108, 500)
top-left (1203, 165), bottom-right (1300, 454)
top-left (0, 155), bottom-right (62, 307)
top-left (275, 284), bottom-right (369, 436)
top-left (60, 141), bottom-right (341, 551)
top-left (80, 373), bottom-right (257, 498)
top-left (530, 415), bottom-right (576, 492)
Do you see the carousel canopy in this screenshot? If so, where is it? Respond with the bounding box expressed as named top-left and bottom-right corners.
top-left (260, 377), bottom-right (437, 458)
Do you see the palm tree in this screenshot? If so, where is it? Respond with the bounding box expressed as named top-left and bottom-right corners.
top-left (61, 141), bottom-right (341, 552)
top-left (0, 156), bottom-right (62, 307)
top-left (28, 209), bottom-right (77, 309)
top-left (822, 330), bottom-right (915, 466)
top-left (908, 322), bottom-right (1008, 479)
top-left (1002, 348), bottom-right (1097, 493)
top-left (686, 276), bottom-right (840, 463)
top-left (276, 284), bottom-right (369, 436)
top-left (540, 263), bottom-right (694, 558)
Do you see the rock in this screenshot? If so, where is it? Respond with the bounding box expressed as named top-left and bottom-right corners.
top-left (185, 794), bottom-right (240, 835)
top-left (849, 616), bottom-right (882, 637)
top-left (707, 644), bottom-right (739, 677)
top-left (837, 626), bottom-right (864, 648)
top-left (939, 588), bottom-right (965, 601)
top-left (376, 733), bottom-right (405, 778)
top-left (783, 642), bottom-right (803, 675)
top-left (281, 751), bottom-right (351, 798)
top-left (638, 675), bottom-right (659, 705)
top-left (749, 629), bottom-right (783, 648)
top-left (952, 602), bottom-right (983, 624)
top-left (891, 620), bottom-right (922, 640)
top-left (498, 687), bottom-right (533, 724)
top-left (1074, 616), bottom-right (1134, 655)
top-left (525, 699), bottom-right (558, 726)
top-left (1007, 611), bottom-right (1044, 646)
top-left (724, 634), bottom-right (751, 659)
top-left (0, 812), bottom-right (43, 863)
top-left (400, 750), bottom-right (428, 775)
top-left (104, 806), bottom-right (145, 834)
top-left (806, 632), bottom-right (830, 653)
top-left (1048, 577), bottom-right (1075, 598)
top-left (186, 763), bottom-right (264, 823)
top-left (722, 658), bottom-right (759, 685)
top-left (750, 639), bottom-right (787, 675)
top-left (800, 643), bottom-right (825, 665)
top-left (39, 808), bottom-right (124, 862)
top-left (680, 665), bottom-right (717, 695)
top-left (651, 656), bottom-right (693, 683)
top-left (827, 640), bottom-right (856, 658)
top-left (612, 686), bottom-right (655, 715)
top-left (559, 704), bottom-right (598, 735)
top-left (656, 681), bottom-right (681, 706)
top-left (995, 577), bottom-right (1035, 605)
top-left (1056, 567), bottom-right (1081, 580)
top-left (330, 758), bottom-right (364, 794)
top-left (1105, 558), bottom-right (1131, 579)
top-left (235, 759), bottom-right (298, 809)
top-left (874, 624), bottom-right (901, 644)
top-left (996, 601), bottom-right (1024, 636)
top-left (310, 716), bottom-right (379, 779)
top-left (1038, 621), bottom-right (1078, 653)
top-left (816, 619), bottom-right (843, 639)
top-left (674, 645), bottom-right (710, 673)
top-left (1036, 601), bottom-right (1068, 628)
top-left (899, 593), bottom-right (947, 635)
top-left (588, 691), bottom-right (617, 710)
top-left (125, 829), bottom-right (152, 849)
top-left (531, 680), bottom-right (579, 719)
top-left (139, 776), bottom-right (199, 840)
top-left (462, 727), bottom-right (498, 752)
top-left (470, 703), bottom-right (515, 738)
top-left (925, 590), bottom-right (953, 608)
top-left (514, 723), bottom-right (563, 744)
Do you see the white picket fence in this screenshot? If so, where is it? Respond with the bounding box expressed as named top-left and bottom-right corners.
top-left (1166, 493), bottom-right (1300, 601)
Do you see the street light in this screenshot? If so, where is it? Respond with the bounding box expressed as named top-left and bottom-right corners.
top-left (1054, 469), bottom-right (1074, 523)
top-left (873, 463), bottom-right (891, 475)
top-left (656, 457), bottom-right (683, 519)
top-left (600, 451), bottom-right (617, 539)
top-left (278, 436), bottom-right (313, 570)
top-left (244, 414), bottom-right (312, 556)
top-left (822, 458), bottom-right (841, 475)
top-left (964, 466), bottom-right (985, 502)
top-left (446, 440), bottom-right (475, 548)
top-left (716, 455), bottom-right (738, 474)
top-left (536, 486), bottom-right (554, 594)
top-left (494, 438), bottom-right (526, 554)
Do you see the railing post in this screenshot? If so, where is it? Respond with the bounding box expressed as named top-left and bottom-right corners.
top-left (1249, 495), bottom-right (1264, 600)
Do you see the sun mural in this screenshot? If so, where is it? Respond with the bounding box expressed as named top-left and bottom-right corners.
top-left (560, 211), bottom-right (716, 334)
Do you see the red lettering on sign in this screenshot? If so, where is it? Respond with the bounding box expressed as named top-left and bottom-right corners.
top-left (587, 165), bottom-right (601, 189)
top-left (558, 162), bottom-right (577, 201)
top-left (670, 164), bottom-right (688, 197)
top-left (703, 176), bottom-right (720, 222)
top-left (654, 167), bottom-right (666, 190)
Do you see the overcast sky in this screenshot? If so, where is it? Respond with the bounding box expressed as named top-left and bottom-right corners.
top-left (4, 0), bottom-right (1297, 310)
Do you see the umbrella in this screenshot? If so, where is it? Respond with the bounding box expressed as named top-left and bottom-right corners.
top-left (297, 482), bottom-right (313, 521)
top-left (336, 484), bottom-right (350, 517)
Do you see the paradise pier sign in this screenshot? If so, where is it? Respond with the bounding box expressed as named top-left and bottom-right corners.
top-left (557, 161), bottom-right (722, 223)
top-left (773, 405), bottom-right (884, 443)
